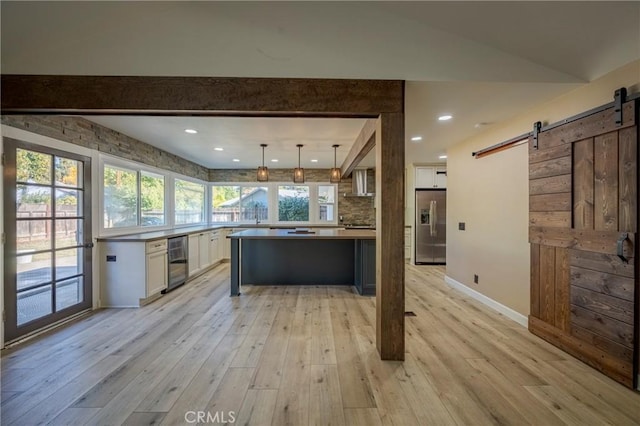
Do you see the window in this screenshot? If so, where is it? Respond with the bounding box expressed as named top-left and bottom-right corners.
top-left (278, 185), bottom-right (310, 222)
top-left (211, 185), bottom-right (269, 223)
top-left (211, 182), bottom-right (336, 225)
top-left (141, 171), bottom-right (165, 226)
top-left (103, 165), bottom-right (138, 229)
top-left (318, 185), bottom-right (336, 221)
top-left (175, 179), bottom-right (205, 224)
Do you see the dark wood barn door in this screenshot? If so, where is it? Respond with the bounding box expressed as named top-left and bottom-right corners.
top-left (529, 99), bottom-right (638, 388)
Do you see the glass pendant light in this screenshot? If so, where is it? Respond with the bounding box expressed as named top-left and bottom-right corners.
top-left (293, 144), bottom-right (305, 183)
top-left (330, 144), bottom-right (341, 183)
top-left (257, 144), bottom-right (269, 182)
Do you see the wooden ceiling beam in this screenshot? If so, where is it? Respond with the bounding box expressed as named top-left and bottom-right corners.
top-left (341, 118), bottom-right (377, 177)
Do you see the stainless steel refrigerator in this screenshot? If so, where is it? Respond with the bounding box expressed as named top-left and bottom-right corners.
top-left (415, 189), bottom-right (446, 264)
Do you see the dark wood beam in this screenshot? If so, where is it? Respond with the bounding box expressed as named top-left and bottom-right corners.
top-left (0, 75), bottom-right (403, 116)
top-left (340, 119), bottom-right (376, 178)
top-left (375, 112), bottom-right (405, 360)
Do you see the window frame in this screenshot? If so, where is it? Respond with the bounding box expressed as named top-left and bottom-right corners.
top-left (98, 154), bottom-right (209, 236)
top-left (211, 184), bottom-right (271, 224)
top-left (174, 177), bottom-right (207, 226)
top-left (210, 182), bottom-right (338, 226)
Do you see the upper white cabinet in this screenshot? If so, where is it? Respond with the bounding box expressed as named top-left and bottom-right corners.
top-left (415, 166), bottom-right (447, 189)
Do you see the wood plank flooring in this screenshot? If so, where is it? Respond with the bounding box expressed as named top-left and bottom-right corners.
top-left (2, 264), bottom-right (639, 425)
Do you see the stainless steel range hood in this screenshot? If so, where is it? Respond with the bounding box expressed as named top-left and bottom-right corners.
top-left (344, 169), bottom-right (375, 197)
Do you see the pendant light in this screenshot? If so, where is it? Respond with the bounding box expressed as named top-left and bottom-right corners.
top-left (330, 144), bottom-right (341, 183)
top-left (257, 144), bottom-right (269, 182)
top-left (293, 144), bottom-right (305, 183)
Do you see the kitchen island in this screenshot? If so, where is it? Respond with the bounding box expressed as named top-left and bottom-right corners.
top-left (228, 228), bottom-right (376, 296)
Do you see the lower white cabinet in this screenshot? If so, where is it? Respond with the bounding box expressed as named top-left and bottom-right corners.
top-left (188, 234), bottom-right (200, 276)
top-left (101, 239), bottom-right (167, 307)
top-left (222, 229), bottom-right (232, 259)
top-left (146, 240), bottom-right (168, 296)
top-left (199, 232), bottom-right (211, 270)
top-left (209, 230), bottom-right (221, 265)
top-left (189, 231), bottom-right (222, 277)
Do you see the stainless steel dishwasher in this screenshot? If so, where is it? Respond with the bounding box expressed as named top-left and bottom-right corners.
top-left (164, 235), bottom-right (188, 293)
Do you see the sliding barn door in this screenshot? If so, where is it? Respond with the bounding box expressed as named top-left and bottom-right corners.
top-left (529, 99), bottom-right (638, 388)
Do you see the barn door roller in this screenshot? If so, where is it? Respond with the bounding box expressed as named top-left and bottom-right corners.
top-left (532, 121), bottom-right (542, 150)
top-left (614, 87), bottom-right (627, 127)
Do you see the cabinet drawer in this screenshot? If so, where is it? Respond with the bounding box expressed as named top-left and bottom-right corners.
top-left (146, 239), bottom-right (167, 254)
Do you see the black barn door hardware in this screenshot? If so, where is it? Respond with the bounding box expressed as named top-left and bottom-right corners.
top-left (614, 87), bottom-right (627, 127)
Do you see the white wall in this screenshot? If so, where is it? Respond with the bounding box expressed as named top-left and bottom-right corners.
top-left (446, 59), bottom-right (640, 316)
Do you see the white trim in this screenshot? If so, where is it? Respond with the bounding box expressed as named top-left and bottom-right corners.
top-left (444, 275), bottom-right (528, 328)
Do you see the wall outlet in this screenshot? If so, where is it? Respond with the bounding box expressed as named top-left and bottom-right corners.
top-left (473, 274), bottom-right (479, 284)
top-left (458, 222), bottom-right (466, 230)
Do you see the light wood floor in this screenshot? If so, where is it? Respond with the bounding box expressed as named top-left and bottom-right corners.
top-left (2, 264), bottom-right (639, 425)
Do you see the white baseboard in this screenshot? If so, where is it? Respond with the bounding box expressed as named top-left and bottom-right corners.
top-left (444, 275), bottom-right (528, 328)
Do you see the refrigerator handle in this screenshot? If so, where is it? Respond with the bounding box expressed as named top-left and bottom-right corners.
top-left (430, 200), bottom-right (437, 237)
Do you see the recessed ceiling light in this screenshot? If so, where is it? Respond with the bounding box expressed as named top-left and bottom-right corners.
top-left (232, 158), bottom-right (240, 162)
top-left (214, 147), bottom-right (224, 151)
top-left (438, 115), bottom-right (453, 121)
top-left (271, 159), bottom-right (279, 162)
top-left (411, 136), bottom-right (422, 142)
top-left (439, 155), bottom-right (447, 159)
top-left (184, 129), bottom-right (198, 134)
top-left (311, 159), bottom-right (318, 163)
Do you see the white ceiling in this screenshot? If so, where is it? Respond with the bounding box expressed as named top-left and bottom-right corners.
top-left (2, 2), bottom-right (639, 168)
top-left (86, 116), bottom-right (369, 169)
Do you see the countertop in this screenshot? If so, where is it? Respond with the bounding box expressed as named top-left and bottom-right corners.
top-left (97, 224), bottom-right (350, 242)
top-left (228, 228), bottom-right (375, 240)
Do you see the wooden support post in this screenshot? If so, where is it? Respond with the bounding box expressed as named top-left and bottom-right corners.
top-left (375, 112), bottom-right (405, 360)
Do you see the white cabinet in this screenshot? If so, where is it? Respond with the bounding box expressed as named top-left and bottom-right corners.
top-left (188, 232), bottom-right (212, 277)
top-left (209, 230), bottom-right (221, 265)
top-left (146, 240), bottom-right (168, 296)
top-left (415, 166), bottom-right (447, 189)
top-left (101, 239), bottom-right (167, 307)
top-left (188, 234), bottom-right (200, 276)
top-left (199, 232), bottom-right (210, 270)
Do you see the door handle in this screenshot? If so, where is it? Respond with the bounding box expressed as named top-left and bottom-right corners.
top-left (84, 242), bottom-right (94, 249)
top-left (430, 201), bottom-right (437, 237)
top-left (617, 233), bottom-right (630, 263)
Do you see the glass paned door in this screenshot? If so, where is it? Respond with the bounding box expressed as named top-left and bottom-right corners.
top-left (4, 138), bottom-right (92, 342)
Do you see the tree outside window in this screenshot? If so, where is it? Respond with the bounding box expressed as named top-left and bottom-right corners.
top-left (278, 185), bottom-right (309, 221)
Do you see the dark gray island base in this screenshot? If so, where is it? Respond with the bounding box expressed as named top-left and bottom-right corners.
top-left (228, 229), bottom-right (376, 296)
